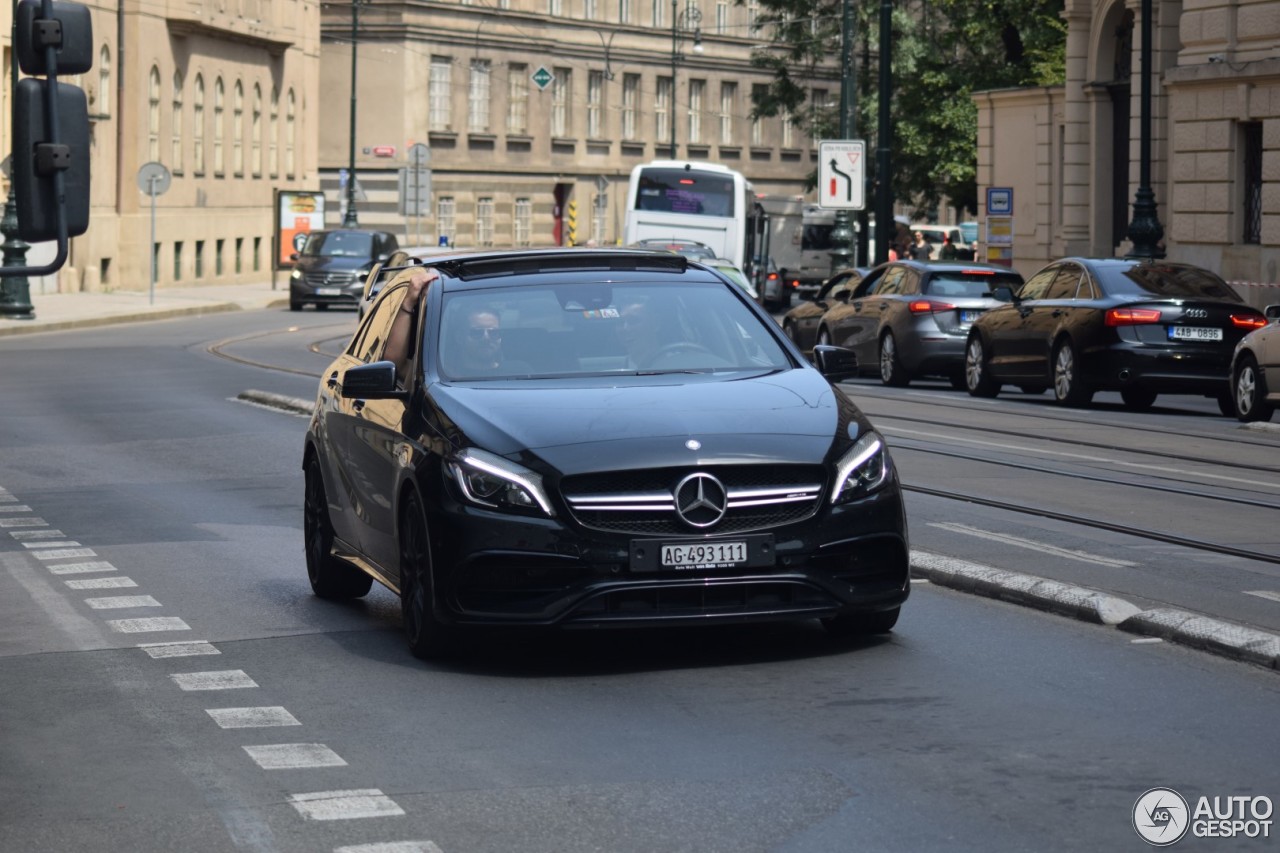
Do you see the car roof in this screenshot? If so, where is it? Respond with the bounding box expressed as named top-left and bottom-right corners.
top-left (416, 247), bottom-right (718, 291)
top-left (881, 259), bottom-right (1022, 274)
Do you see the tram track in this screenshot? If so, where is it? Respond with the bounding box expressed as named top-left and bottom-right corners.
top-left (204, 325), bottom-right (346, 378)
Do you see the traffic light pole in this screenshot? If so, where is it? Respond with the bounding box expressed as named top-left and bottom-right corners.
top-left (0, 0), bottom-right (34, 316)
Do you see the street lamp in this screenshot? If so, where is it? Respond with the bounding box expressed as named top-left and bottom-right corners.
top-left (1124, 0), bottom-right (1164, 258)
top-left (342, 0), bottom-right (365, 228)
top-left (669, 0), bottom-right (703, 158)
top-left (592, 29), bottom-right (620, 81)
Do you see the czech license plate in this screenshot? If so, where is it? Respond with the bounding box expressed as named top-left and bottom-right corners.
top-left (1168, 326), bottom-right (1222, 341)
top-left (629, 534), bottom-right (775, 573)
top-left (316, 287), bottom-right (342, 296)
top-left (960, 310), bottom-right (982, 324)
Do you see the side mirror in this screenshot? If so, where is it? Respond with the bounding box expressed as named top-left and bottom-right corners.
top-left (340, 361), bottom-right (406, 400)
top-left (813, 344), bottom-right (859, 381)
top-left (290, 252), bottom-right (300, 262)
top-left (992, 284), bottom-right (1017, 303)
top-left (1265, 303), bottom-right (1280, 322)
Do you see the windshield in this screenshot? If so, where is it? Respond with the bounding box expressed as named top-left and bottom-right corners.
top-left (958, 223), bottom-right (978, 244)
top-left (633, 169), bottom-right (736, 217)
top-left (802, 223), bottom-right (834, 251)
top-left (1096, 264), bottom-right (1241, 300)
top-left (436, 281), bottom-right (790, 380)
top-left (302, 231), bottom-right (375, 258)
top-left (925, 271), bottom-right (1023, 298)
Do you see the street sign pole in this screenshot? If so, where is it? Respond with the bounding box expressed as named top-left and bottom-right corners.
top-left (136, 162), bottom-right (171, 305)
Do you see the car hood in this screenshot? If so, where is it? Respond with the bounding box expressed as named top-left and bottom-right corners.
top-left (428, 369), bottom-right (859, 476)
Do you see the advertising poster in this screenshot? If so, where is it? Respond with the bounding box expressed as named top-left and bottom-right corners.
top-left (276, 190), bottom-right (326, 268)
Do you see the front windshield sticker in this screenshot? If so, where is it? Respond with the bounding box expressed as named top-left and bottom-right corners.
top-left (581, 308), bottom-right (620, 320)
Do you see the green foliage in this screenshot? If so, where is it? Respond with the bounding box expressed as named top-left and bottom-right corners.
top-left (740, 0), bottom-right (1066, 215)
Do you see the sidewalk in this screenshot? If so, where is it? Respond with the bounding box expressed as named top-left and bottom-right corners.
top-left (0, 281), bottom-right (292, 338)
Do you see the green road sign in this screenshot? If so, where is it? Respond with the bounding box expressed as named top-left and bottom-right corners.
top-left (531, 66), bottom-right (554, 91)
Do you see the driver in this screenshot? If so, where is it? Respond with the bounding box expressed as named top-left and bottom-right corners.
top-left (619, 300), bottom-right (664, 368)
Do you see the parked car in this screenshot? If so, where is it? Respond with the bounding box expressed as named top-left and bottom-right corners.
top-left (629, 238), bottom-right (719, 262)
top-left (910, 223), bottom-right (974, 261)
top-left (705, 259), bottom-right (758, 300)
top-left (1231, 302), bottom-right (1280, 421)
top-left (816, 260), bottom-right (1024, 388)
top-left (781, 267), bottom-right (869, 361)
top-left (302, 248), bottom-right (909, 659)
top-left (964, 258), bottom-right (1268, 410)
top-left (289, 229), bottom-right (399, 311)
top-left (759, 258), bottom-right (802, 311)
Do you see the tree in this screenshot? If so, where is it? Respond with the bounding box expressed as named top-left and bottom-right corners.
top-left (741, 0), bottom-right (1065, 216)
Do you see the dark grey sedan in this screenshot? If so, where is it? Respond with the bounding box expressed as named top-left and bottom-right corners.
top-left (781, 267), bottom-right (867, 360)
top-left (815, 261), bottom-right (1025, 388)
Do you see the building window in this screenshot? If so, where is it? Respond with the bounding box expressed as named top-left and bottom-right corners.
top-left (173, 241), bottom-right (183, 281)
top-left (719, 82), bottom-right (736, 144)
top-left (551, 67), bottom-right (571, 137)
top-left (656, 77), bottom-right (672, 143)
top-left (235, 237), bottom-right (243, 274)
top-left (469, 60), bottom-right (491, 132)
top-left (652, 0), bottom-right (664, 27)
top-left (1242, 121), bottom-right (1262, 244)
top-left (153, 242), bottom-right (161, 281)
top-left (195, 240), bottom-right (205, 278)
top-left (622, 74), bottom-right (639, 139)
top-left (716, 0), bottom-right (728, 34)
top-left (97, 45), bottom-right (110, 116)
top-left (216, 238), bottom-right (225, 276)
top-left (514, 197), bottom-right (532, 246)
top-left (587, 71), bottom-right (603, 138)
top-left (782, 109), bottom-right (793, 148)
top-left (430, 57), bottom-right (452, 131)
top-left (269, 88), bottom-right (279, 178)
top-left (251, 84), bottom-right (262, 177)
top-left (619, 0), bottom-right (631, 23)
top-left (148, 66), bottom-right (161, 161)
top-left (213, 78), bottom-right (225, 175)
top-left (584, 0), bottom-right (597, 18)
top-left (437, 197), bottom-right (456, 246)
top-left (193, 75), bottom-right (205, 174)
top-left (253, 237), bottom-right (261, 272)
top-left (233, 81), bottom-right (244, 176)
top-left (508, 64), bottom-right (528, 134)
top-left (593, 192), bottom-right (607, 244)
top-left (688, 79), bottom-right (704, 143)
top-left (549, 0), bottom-right (562, 13)
top-left (747, 0), bottom-right (759, 29)
top-left (477, 197), bottom-right (495, 246)
top-left (286, 89), bottom-right (296, 178)
top-left (751, 83), bottom-right (765, 146)
top-left (171, 72), bottom-right (184, 173)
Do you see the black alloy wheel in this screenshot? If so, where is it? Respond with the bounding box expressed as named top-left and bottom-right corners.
top-left (822, 606), bottom-right (900, 638)
top-left (879, 332), bottom-right (910, 387)
top-left (1120, 386), bottom-right (1158, 411)
top-left (1052, 338), bottom-right (1093, 406)
top-left (1234, 356), bottom-right (1274, 422)
top-left (304, 459), bottom-right (373, 599)
top-left (399, 493), bottom-right (457, 660)
top-left (965, 335), bottom-right (999, 398)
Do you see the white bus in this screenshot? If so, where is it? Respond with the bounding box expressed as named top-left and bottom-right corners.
top-left (622, 160), bottom-right (761, 271)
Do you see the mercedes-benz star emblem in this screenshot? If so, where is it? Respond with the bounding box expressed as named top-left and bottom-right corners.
top-left (674, 473), bottom-right (728, 528)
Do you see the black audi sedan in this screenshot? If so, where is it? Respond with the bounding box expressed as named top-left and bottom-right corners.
top-left (964, 258), bottom-right (1268, 410)
top-left (302, 249), bottom-right (909, 659)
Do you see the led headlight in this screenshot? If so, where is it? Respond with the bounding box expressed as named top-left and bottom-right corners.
top-left (830, 430), bottom-right (889, 504)
top-left (447, 448), bottom-right (554, 517)
top-left (290, 269), bottom-right (303, 280)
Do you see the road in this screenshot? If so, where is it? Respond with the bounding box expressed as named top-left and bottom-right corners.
top-left (0, 307), bottom-right (1276, 852)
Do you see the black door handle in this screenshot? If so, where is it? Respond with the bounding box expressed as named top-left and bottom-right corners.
top-left (352, 400), bottom-right (365, 413)
top-left (327, 371), bottom-right (339, 389)
top-left (1051, 309), bottom-right (1064, 318)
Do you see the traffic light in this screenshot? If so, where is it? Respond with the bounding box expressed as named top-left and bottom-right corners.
top-left (566, 200), bottom-right (578, 245)
top-left (12, 0), bottom-right (93, 243)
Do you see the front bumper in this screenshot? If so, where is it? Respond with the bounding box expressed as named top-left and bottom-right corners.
top-left (290, 277), bottom-right (363, 306)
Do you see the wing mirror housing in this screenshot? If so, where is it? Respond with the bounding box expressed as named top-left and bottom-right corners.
top-left (1264, 303), bottom-right (1280, 322)
top-left (992, 284), bottom-right (1018, 303)
top-left (341, 361), bottom-right (406, 400)
top-left (813, 345), bottom-right (859, 381)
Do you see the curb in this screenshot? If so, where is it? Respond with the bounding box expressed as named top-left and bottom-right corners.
top-left (237, 389), bottom-right (315, 417)
top-left (0, 302), bottom-right (242, 338)
top-left (910, 549), bottom-right (1279, 671)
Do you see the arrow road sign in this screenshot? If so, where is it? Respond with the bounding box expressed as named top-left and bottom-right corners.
top-left (818, 140), bottom-right (866, 211)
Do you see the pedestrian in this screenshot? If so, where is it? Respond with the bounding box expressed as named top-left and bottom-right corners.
top-left (939, 235), bottom-right (958, 260)
top-left (909, 231), bottom-right (933, 261)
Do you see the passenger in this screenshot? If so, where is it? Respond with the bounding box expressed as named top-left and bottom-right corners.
top-left (384, 268), bottom-right (435, 377)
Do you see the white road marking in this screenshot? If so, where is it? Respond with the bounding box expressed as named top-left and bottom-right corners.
top-left (10, 529), bottom-right (67, 539)
top-left (1244, 590), bottom-right (1280, 604)
top-left (242, 744), bottom-right (347, 770)
top-left (32, 548), bottom-right (97, 560)
top-left (0, 505), bottom-right (33, 513)
top-left (1130, 637), bottom-right (1165, 644)
top-left (106, 617), bottom-right (190, 633)
top-left (336, 843), bottom-right (444, 853)
top-left (882, 425), bottom-right (1280, 489)
top-left (85, 595), bottom-right (162, 610)
top-left (0, 493), bottom-right (17, 502)
top-left (65, 576), bottom-right (137, 590)
top-left (139, 640), bottom-right (220, 659)
top-left (927, 522), bottom-right (1139, 568)
top-left (46, 561), bottom-right (116, 574)
top-left (910, 578), bottom-right (931, 584)
top-left (23, 541), bottom-right (80, 548)
top-left (171, 670), bottom-right (258, 691)
top-left (289, 790), bottom-right (405, 821)
top-left (206, 707), bottom-right (301, 729)
top-left (0, 517), bottom-right (47, 527)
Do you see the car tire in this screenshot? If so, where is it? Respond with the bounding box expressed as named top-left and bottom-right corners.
top-left (399, 492), bottom-right (458, 660)
top-left (822, 607), bottom-right (900, 638)
top-left (1052, 339), bottom-right (1093, 407)
top-left (289, 300), bottom-right (302, 312)
top-left (879, 333), bottom-right (910, 387)
top-left (1120, 386), bottom-right (1158, 411)
top-left (965, 335), bottom-right (999, 398)
top-left (1233, 356), bottom-right (1274, 422)
top-left (304, 458), bottom-right (373, 600)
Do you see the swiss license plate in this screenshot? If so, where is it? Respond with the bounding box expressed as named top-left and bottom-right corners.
top-left (629, 534), bottom-right (775, 573)
top-left (315, 287), bottom-right (342, 296)
top-left (1168, 326), bottom-right (1222, 342)
top-left (960, 310), bottom-right (982, 324)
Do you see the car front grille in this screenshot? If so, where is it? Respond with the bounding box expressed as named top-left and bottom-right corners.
top-left (302, 271), bottom-right (360, 288)
top-left (561, 464), bottom-right (826, 535)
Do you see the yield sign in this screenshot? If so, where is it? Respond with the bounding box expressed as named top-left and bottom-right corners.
top-left (818, 140), bottom-right (866, 210)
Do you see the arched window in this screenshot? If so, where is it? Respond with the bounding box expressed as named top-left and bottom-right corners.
top-left (172, 71), bottom-right (184, 173)
top-left (213, 77), bottom-right (225, 175)
top-left (193, 74), bottom-right (205, 174)
top-left (147, 66), bottom-right (161, 161)
top-left (233, 81), bottom-right (244, 176)
top-left (285, 88), bottom-right (296, 178)
top-left (251, 84), bottom-right (262, 177)
top-left (269, 88), bottom-right (279, 178)
top-left (97, 46), bottom-right (111, 116)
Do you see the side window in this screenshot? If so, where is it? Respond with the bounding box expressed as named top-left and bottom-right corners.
top-left (899, 270), bottom-right (922, 295)
top-left (1044, 267), bottom-right (1083, 300)
top-left (349, 284), bottom-right (409, 363)
top-left (851, 270), bottom-right (881, 298)
top-left (876, 267), bottom-right (905, 296)
top-left (1078, 272), bottom-right (1099, 300)
top-left (1018, 268), bottom-right (1058, 300)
